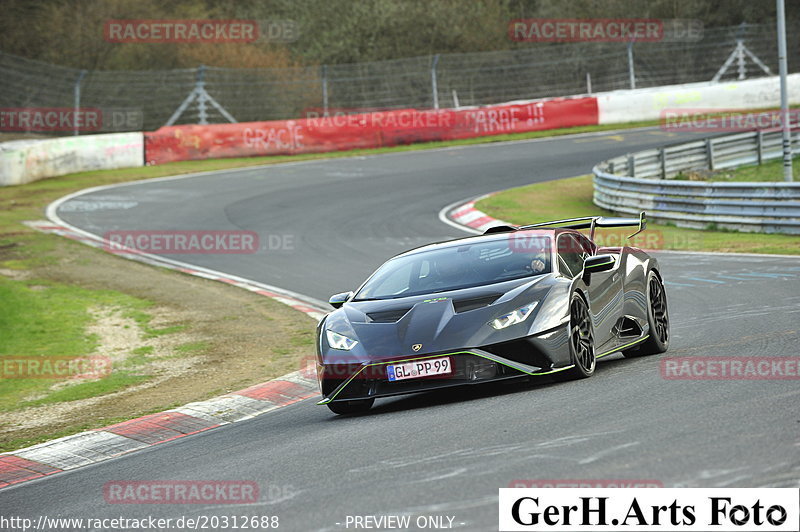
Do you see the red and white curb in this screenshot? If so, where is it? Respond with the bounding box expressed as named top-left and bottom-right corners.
top-left (441, 193), bottom-right (510, 234)
top-left (0, 221), bottom-right (328, 490)
top-left (0, 366), bottom-right (319, 489)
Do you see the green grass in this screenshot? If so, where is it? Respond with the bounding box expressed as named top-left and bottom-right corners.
top-left (0, 276), bottom-right (157, 412)
top-left (698, 155), bottom-right (800, 182)
top-left (174, 341), bottom-right (209, 355)
top-left (476, 175), bottom-right (800, 255)
top-left (19, 372), bottom-right (150, 408)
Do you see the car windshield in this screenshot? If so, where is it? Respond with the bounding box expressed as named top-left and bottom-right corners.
top-left (354, 235), bottom-right (552, 301)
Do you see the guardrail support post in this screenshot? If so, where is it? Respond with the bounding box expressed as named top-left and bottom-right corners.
top-left (757, 130), bottom-right (764, 164)
top-left (627, 154), bottom-right (635, 177)
top-left (706, 139), bottom-right (715, 171)
top-left (659, 147), bottom-right (667, 179)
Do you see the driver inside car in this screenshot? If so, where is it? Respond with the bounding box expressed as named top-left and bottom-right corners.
top-left (430, 256), bottom-right (471, 288)
top-left (529, 251), bottom-right (548, 274)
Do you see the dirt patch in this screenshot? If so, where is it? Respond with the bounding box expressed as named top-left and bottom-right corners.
top-left (0, 268), bottom-right (30, 281)
top-left (0, 236), bottom-right (318, 450)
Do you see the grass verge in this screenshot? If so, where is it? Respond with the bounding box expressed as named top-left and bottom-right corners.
top-left (674, 154), bottom-right (800, 182)
top-left (475, 175), bottom-right (800, 255)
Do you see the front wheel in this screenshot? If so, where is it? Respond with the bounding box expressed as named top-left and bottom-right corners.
top-left (326, 398), bottom-right (374, 415)
top-left (623, 271), bottom-right (669, 358)
top-left (556, 293), bottom-right (595, 380)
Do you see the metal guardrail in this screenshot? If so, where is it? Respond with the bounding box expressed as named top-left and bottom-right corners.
top-left (592, 129), bottom-right (800, 234)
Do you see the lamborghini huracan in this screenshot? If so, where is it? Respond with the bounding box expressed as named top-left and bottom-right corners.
top-left (315, 213), bottom-right (669, 414)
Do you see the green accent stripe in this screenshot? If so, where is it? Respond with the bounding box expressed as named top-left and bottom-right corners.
top-left (586, 260), bottom-right (614, 269)
top-left (596, 335), bottom-right (649, 359)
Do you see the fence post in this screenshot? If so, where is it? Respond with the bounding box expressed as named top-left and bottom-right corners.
top-left (196, 65), bottom-right (207, 125)
top-left (586, 72), bottom-right (592, 94)
top-left (321, 64), bottom-right (329, 116)
top-left (627, 40), bottom-right (636, 89)
top-left (73, 69), bottom-right (87, 136)
top-left (659, 147), bottom-right (667, 178)
top-left (431, 54), bottom-right (440, 110)
top-left (736, 39), bottom-right (746, 80)
top-left (706, 138), bottom-right (715, 170)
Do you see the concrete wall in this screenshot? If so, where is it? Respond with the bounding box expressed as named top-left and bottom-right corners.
top-left (0, 133), bottom-right (143, 186)
top-left (597, 74), bottom-right (800, 124)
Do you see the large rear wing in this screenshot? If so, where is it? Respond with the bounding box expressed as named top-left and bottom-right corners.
top-left (509, 211), bottom-right (647, 240)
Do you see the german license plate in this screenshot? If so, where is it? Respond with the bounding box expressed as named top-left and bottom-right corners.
top-left (387, 357), bottom-right (452, 381)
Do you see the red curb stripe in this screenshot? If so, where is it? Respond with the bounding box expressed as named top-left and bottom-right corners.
top-left (451, 204), bottom-right (475, 217)
top-left (0, 456), bottom-right (62, 486)
top-left (101, 412), bottom-right (219, 445)
top-left (452, 209), bottom-right (478, 219)
top-left (466, 215), bottom-right (494, 228)
top-left (234, 380), bottom-right (315, 404)
top-left (255, 289), bottom-right (279, 297)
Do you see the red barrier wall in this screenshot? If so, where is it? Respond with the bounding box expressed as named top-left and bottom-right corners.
top-left (144, 97), bottom-right (598, 165)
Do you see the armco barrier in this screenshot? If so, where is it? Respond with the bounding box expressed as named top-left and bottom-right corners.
top-left (593, 129), bottom-right (800, 234)
top-left (0, 133), bottom-right (144, 186)
top-left (597, 73), bottom-right (800, 124)
top-left (144, 97), bottom-right (598, 164)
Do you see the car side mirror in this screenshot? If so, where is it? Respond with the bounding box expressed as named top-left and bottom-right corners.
top-left (584, 254), bottom-right (616, 273)
top-left (328, 291), bottom-right (353, 309)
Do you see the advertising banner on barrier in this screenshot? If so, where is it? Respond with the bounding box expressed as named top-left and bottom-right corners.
top-left (144, 97), bottom-right (598, 165)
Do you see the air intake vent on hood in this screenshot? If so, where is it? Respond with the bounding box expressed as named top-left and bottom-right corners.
top-left (366, 307), bottom-right (412, 323)
top-left (453, 294), bottom-right (502, 313)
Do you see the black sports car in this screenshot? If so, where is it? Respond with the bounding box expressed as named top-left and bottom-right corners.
top-left (315, 213), bottom-right (669, 414)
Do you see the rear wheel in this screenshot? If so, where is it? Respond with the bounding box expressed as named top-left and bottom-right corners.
top-left (326, 398), bottom-right (374, 415)
top-left (623, 271), bottom-right (669, 357)
top-left (556, 293), bottom-right (595, 380)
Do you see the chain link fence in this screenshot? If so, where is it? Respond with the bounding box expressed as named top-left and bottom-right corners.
top-left (1, 23), bottom-right (795, 134)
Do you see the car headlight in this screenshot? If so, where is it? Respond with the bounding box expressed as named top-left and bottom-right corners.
top-left (490, 302), bottom-right (538, 330)
top-left (326, 330), bottom-right (359, 350)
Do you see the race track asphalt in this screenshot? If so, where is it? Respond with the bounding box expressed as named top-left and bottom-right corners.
top-left (3, 127), bottom-right (798, 531)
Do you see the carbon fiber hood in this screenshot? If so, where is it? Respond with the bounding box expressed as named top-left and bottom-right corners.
top-left (321, 273), bottom-right (571, 364)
